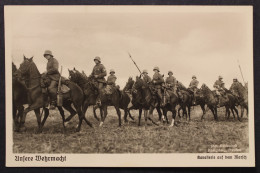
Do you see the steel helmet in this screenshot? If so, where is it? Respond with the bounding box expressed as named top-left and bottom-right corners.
top-left (233, 77), bottom-right (237, 81)
top-left (219, 75), bottom-right (223, 79)
top-left (168, 70), bottom-right (173, 75)
top-left (192, 75), bottom-right (196, 79)
top-left (143, 69), bottom-right (148, 74)
top-left (153, 66), bottom-right (160, 72)
top-left (43, 50), bottom-right (53, 57)
top-left (94, 56), bottom-right (101, 62)
top-left (110, 69), bottom-right (115, 73)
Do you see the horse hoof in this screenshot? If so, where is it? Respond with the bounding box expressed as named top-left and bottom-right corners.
top-left (64, 122), bottom-right (69, 127)
top-left (75, 128), bottom-right (80, 132)
top-left (99, 122), bottom-right (104, 127)
top-left (36, 129), bottom-right (42, 134)
top-left (169, 124), bottom-right (173, 127)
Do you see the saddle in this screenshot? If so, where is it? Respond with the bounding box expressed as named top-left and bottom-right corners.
top-left (40, 73), bottom-right (70, 94)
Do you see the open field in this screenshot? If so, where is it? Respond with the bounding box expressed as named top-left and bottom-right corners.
top-left (13, 106), bottom-right (249, 153)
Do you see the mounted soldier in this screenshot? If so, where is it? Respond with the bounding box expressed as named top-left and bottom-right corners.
top-left (91, 56), bottom-right (107, 105)
top-left (152, 67), bottom-right (164, 106)
top-left (188, 75), bottom-right (199, 105)
top-left (165, 71), bottom-right (177, 91)
top-left (105, 69), bottom-right (121, 96)
top-left (142, 69), bottom-right (152, 84)
top-left (230, 78), bottom-right (242, 104)
top-left (43, 50), bottom-right (60, 110)
top-left (213, 75), bottom-right (226, 106)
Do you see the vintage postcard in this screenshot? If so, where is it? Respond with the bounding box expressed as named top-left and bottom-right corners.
top-left (5, 5), bottom-right (254, 167)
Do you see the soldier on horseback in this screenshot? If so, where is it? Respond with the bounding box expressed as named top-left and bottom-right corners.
top-left (91, 56), bottom-right (107, 105)
top-left (165, 71), bottom-right (177, 91)
top-left (142, 70), bottom-right (152, 84)
top-left (188, 75), bottom-right (199, 105)
top-left (213, 75), bottom-right (226, 106)
top-left (230, 78), bottom-right (242, 104)
top-left (152, 67), bottom-right (164, 106)
top-left (43, 50), bottom-right (60, 110)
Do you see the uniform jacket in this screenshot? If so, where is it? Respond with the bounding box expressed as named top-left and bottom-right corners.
top-left (189, 79), bottom-right (199, 89)
top-left (152, 72), bottom-right (164, 88)
top-left (143, 74), bottom-right (152, 83)
top-left (230, 81), bottom-right (241, 91)
top-left (107, 74), bottom-right (117, 85)
top-left (166, 76), bottom-right (177, 87)
top-left (213, 80), bottom-right (225, 89)
top-left (46, 57), bottom-right (60, 81)
top-left (91, 63), bottom-right (107, 83)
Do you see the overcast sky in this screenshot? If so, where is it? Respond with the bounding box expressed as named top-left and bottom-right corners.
top-left (6, 6), bottom-right (253, 89)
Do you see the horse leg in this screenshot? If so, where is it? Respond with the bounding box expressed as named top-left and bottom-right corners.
top-left (156, 106), bottom-right (162, 121)
top-left (214, 107), bottom-right (218, 121)
top-left (115, 106), bottom-right (122, 127)
top-left (148, 107), bottom-right (159, 126)
top-left (138, 108), bottom-right (142, 126)
top-left (33, 108), bottom-right (43, 133)
top-left (177, 106), bottom-right (181, 119)
top-left (124, 109), bottom-right (128, 123)
top-left (99, 105), bottom-right (107, 127)
top-left (188, 106), bottom-right (191, 121)
top-left (57, 106), bottom-right (66, 130)
top-left (93, 105), bottom-right (100, 121)
top-left (63, 101), bottom-right (77, 122)
top-left (169, 108), bottom-right (177, 127)
top-left (233, 106), bottom-right (241, 121)
top-left (200, 104), bottom-right (206, 120)
top-left (128, 109), bottom-right (135, 121)
top-left (40, 107), bottom-right (49, 131)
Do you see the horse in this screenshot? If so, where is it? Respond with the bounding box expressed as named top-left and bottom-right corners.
top-left (18, 56), bottom-right (92, 133)
top-left (216, 89), bottom-right (240, 121)
top-left (200, 84), bottom-right (218, 121)
top-left (126, 76), bottom-right (164, 126)
top-left (230, 82), bottom-right (248, 118)
top-left (69, 72), bottom-right (122, 127)
top-left (175, 82), bottom-right (192, 121)
top-left (12, 62), bottom-right (29, 130)
top-left (68, 68), bottom-right (135, 123)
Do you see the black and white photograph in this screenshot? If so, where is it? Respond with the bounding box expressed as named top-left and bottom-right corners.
top-left (5, 5), bottom-right (254, 167)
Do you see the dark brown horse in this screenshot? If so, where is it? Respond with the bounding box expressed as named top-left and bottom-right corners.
top-left (200, 84), bottom-right (218, 121)
top-left (68, 72), bottom-right (122, 127)
top-left (68, 69), bottom-right (135, 123)
top-left (12, 62), bottom-right (29, 130)
top-left (126, 76), bottom-right (164, 126)
top-left (18, 56), bottom-right (92, 133)
top-left (217, 89), bottom-right (240, 121)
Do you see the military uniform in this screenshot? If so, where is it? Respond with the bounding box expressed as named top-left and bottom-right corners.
top-left (107, 74), bottom-right (117, 86)
top-left (91, 63), bottom-right (107, 89)
top-left (213, 79), bottom-right (225, 95)
top-left (189, 79), bottom-right (199, 93)
top-left (46, 56), bottom-right (60, 107)
top-left (166, 76), bottom-right (177, 88)
top-left (152, 71), bottom-right (164, 103)
top-left (143, 74), bottom-right (152, 84)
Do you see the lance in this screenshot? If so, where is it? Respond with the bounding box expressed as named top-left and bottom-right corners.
top-left (237, 59), bottom-right (245, 85)
top-left (127, 52), bottom-right (142, 74)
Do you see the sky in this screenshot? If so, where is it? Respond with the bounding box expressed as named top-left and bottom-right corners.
top-left (5, 6), bottom-right (253, 89)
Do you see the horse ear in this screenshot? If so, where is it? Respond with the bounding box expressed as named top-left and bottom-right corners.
top-left (23, 55), bottom-right (26, 60)
top-left (73, 67), bottom-right (76, 70)
top-left (29, 56), bottom-right (34, 61)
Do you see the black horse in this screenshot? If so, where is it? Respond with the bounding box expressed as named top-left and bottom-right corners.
top-left (18, 56), bottom-right (92, 133)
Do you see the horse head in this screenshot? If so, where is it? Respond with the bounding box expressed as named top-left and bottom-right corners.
top-left (19, 55), bottom-right (34, 76)
top-left (123, 77), bottom-right (135, 92)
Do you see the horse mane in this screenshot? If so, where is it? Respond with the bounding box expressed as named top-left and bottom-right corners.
top-left (12, 62), bottom-right (17, 72)
top-left (123, 77), bottom-right (134, 91)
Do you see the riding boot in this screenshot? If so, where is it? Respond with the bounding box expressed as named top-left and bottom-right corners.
top-left (217, 95), bottom-right (221, 108)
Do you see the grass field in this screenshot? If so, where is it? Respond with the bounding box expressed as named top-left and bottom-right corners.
top-left (13, 106), bottom-right (249, 153)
